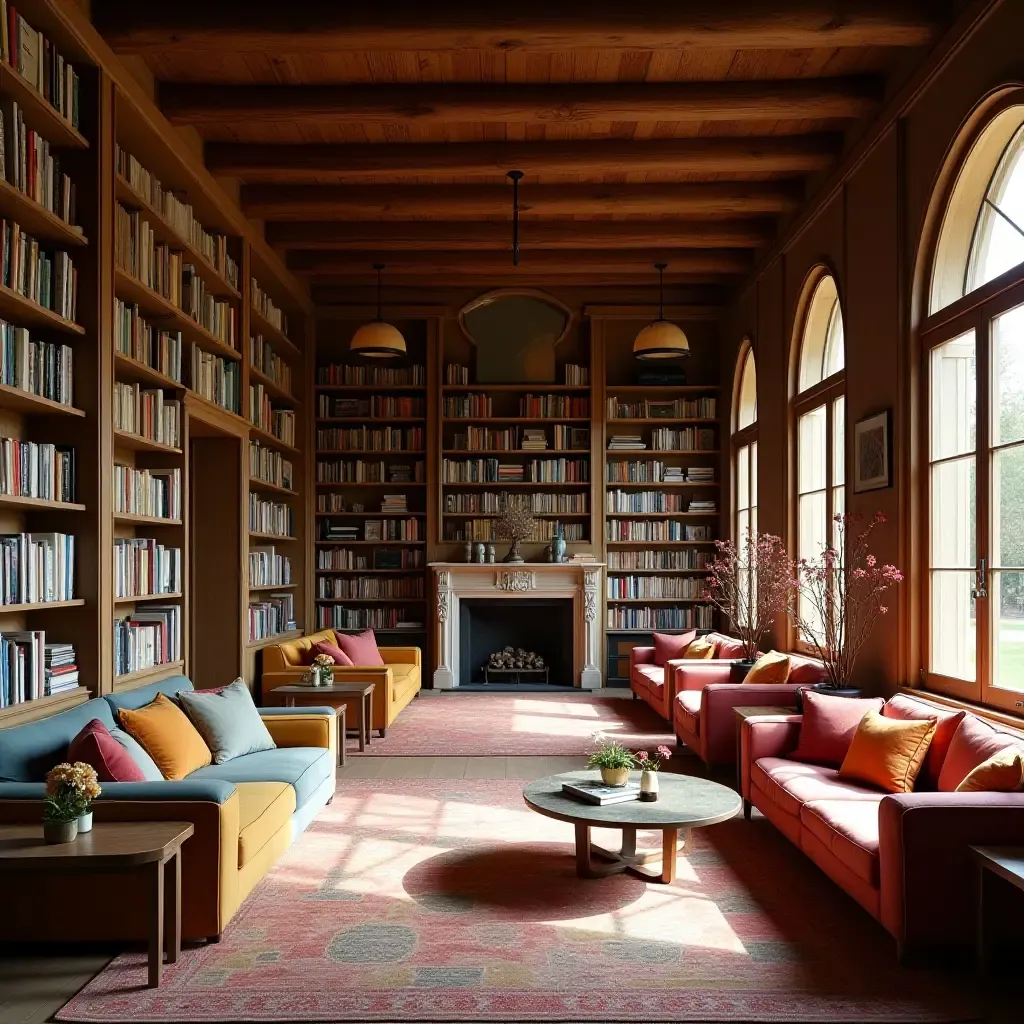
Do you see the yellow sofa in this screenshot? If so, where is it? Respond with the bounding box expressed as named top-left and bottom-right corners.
top-left (261, 628), bottom-right (421, 736)
top-left (0, 676), bottom-right (337, 944)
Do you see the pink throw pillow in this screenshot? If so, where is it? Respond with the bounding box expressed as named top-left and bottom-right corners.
top-left (67, 718), bottom-right (147, 783)
top-left (882, 694), bottom-right (964, 790)
top-left (787, 655), bottom-right (828, 686)
top-left (791, 689), bottom-right (885, 768)
top-left (937, 714), bottom-right (1024, 792)
top-left (313, 639), bottom-right (353, 667)
top-left (707, 632), bottom-right (747, 659)
top-left (334, 629), bottom-right (384, 666)
top-left (653, 630), bottom-right (696, 666)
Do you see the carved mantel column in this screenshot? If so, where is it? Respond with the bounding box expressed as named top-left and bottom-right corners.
top-left (433, 569), bottom-right (455, 689)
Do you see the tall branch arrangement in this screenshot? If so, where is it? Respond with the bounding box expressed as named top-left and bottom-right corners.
top-left (793, 511), bottom-right (903, 687)
top-left (704, 531), bottom-right (796, 662)
top-left (496, 495), bottom-right (535, 563)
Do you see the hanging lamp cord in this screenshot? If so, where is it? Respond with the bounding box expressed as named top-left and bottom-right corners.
top-left (373, 262), bottom-right (385, 321)
top-left (507, 171), bottom-right (524, 267)
top-left (655, 262), bottom-right (668, 321)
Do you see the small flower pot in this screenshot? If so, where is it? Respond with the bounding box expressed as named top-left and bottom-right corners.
top-left (639, 769), bottom-right (660, 802)
top-left (43, 819), bottom-right (78, 845)
top-left (77, 811), bottom-right (93, 833)
top-left (600, 767), bottom-right (630, 787)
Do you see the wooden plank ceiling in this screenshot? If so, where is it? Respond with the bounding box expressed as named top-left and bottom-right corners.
top-left (94, 1), bottom-right (950, 296)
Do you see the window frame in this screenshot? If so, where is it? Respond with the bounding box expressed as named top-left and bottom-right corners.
top-left (732, 342), bottom-right (759, 625)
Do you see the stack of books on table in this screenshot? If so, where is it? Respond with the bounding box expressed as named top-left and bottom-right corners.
top-left (521, 429), bottom-right (547, 451)
top-left (381, 494), bottom-right (408, 514)
top-left (44, 642), bottom-right (78, 694)
top-left (608, 436), bottom-right (646, 451)
top-left (562, 779), bottom-right (641, 805)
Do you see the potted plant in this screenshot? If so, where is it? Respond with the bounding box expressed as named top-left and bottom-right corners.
top-left (311, 652), bottom-right (335, 687)
top-left (44, 762), bottom-right (101, 844)
top-left (497, 496), bottom-right (535, 565)
top-left (704, 531), bottom-right (797, 666)
top-left (586, 738), bottom-right (636, 787)
top-left (793, 511), bottom-right (904, 697)
top-left (635, 745), bottom-right (673, 802)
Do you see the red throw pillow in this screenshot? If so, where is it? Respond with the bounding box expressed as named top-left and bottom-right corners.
top-left (706, 632), bottom-right (747, 659)
top-left (937, 714), bottom-right (1024, 792)
top-left (791, 690), bottom-right (885, 768)
top-left (882, 694), bottom-right (964, 790)
top-left (313, 639), bottom-right (353, 667)
top-left (334, 628), bottom-right (384, 666)
top-left (653, 630), bottom-right (696, 667)
top-left (67, 718), bottom-right (146, 783)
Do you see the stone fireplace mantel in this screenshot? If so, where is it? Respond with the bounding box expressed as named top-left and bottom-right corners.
top-left (430, 562), bottom-right (604, 689)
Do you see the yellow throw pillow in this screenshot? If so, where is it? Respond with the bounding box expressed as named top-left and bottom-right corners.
top-left (682, 636), bottom-right (717, 659)
top-left (838, 710), bottom-right (936, 794)
top-left (743, 650), bottom-right (791, 684)
top-left (118, 693), bottom-right (212, 780)
top-left (955, 747), bottom-right (1024, 793)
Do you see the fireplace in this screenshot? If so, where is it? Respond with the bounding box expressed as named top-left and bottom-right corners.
top-left (459, 598), bottom-right (573, 686)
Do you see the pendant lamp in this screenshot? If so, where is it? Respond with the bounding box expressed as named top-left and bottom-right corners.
top-left (633, 262), bottom-right (690, 360)
top-left (350, 263), bottom-right (406, 358)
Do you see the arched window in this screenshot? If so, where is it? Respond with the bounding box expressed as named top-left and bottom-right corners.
top-left (733, 344), bottom-right (758, 624)
top-left (793, 272), bottom-right (846, 640)
top-left (923, 98), bottom-right (1024, 712)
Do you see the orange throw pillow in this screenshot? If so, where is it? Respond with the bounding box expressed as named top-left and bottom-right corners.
top-left (839, 711), bottom-right (936, 794)
top-left (955, 747), bottom-right (1024, 793)
top-left (118, 693), bottom-right (212, 780)
top-left (682, 636), bottom-right (717, 659)
top-left (743, 650), bottom-right (791, 684)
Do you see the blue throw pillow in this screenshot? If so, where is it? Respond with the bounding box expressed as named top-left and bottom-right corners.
top-left (109, 727), bottom-right (163, 781)
top-left (177, 678), bottom-right (276, 764)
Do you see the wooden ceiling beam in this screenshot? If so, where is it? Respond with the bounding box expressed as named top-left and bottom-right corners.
top-left (207, 135), bottom-right (840, 182)
top-left (95, 2), bottom-right (940, 53)
top-left (240, 181), bottom-right (804, 220)
top-left (267, 219), bottom-right (772, 251)
top-left (162, 79), bottom-right (878, 128)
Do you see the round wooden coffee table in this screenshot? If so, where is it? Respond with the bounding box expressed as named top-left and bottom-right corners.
top-left (523, 770), bottom-right (741, 884)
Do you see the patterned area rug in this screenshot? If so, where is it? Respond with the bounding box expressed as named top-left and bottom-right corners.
top-left (357, 692), bottom-right (676, 755)
top-left (59, 779), bottom-right (977, 1023)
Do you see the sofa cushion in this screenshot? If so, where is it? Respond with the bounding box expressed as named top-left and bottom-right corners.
top-left (653, 630), bottom-right (696, 666)
top-left (706, 632), bottom-right (747, 659)
top-left (108, 728), bottom-right (163, 781)
top-left (178, 679), bottom-right (277, 765)
top-left (634, 664), bottom-right (663, 688)
top-left (336, 629), bottom-right (385, 666)
top-left (104, 675), bottom-right (194, 714)
top-left (675, 690), bottom-right (701, 736)
top-left (881, 694), bottom-right (964, 790)
top-left (752, 757), bottom-right (882, 818)
top-left (117, 693), bottom-right (213, 781)
top-left (791, 689), bottom-right (884, 768)
top-left (744, 650), bottom-right (791, 685)
top-left (788, 654), bottom-right (828, 686)
top-left (838, 711), bottom-right (936, 794)
top-left (235, 782), bottom-right (296, 868)
top-left (800, 798), bottom-right (883, 885)
top-left (683, 636), bottom-right (717, 659)
top-left (956, 747), bottom-right (1024, 792)
top-left (189, 746), bottom-right (334, 811)
top-left (312, 639), bottom-right (353, 667)
top-left (67, 719), bottom-right (146, 783)
top-left (938, 714), bottom-right (1024, 792)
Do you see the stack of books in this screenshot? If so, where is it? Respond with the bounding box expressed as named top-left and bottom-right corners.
top-left (388, 463), bottom-right (420, 483)
top-left (687, 467), bottom-right (716, 483)
top-left (44, 642), bottom-right (78, 694)
top-left (689, 499), bottom-right (718, 514)
top-left (321, 521), bottom-right (358, 542)
top-left (497, 463), bottom-right (525, 482)
top-left (562, 779), bottom-right (640, 805)
top-left (608, 435), bottom-right (646, 451)
top-left (381, 494), bottom-right (408, 514)
top-left (521, 429), bottom-right (547, 451)
top-left (663, 465), bottom-right (686, 483)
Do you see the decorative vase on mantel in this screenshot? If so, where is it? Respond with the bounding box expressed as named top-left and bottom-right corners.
top-left (600, 767), bottom-right (630, 788)
top-left (551, 523), bottom-right (567, 563)
top-left (504, 538), bottom-right (525, 564)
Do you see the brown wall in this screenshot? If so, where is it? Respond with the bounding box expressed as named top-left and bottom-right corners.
top-left (719, 0), bottom-right (1023, 695)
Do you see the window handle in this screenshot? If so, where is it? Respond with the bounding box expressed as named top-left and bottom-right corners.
top-left (972, 558), bottom-right (987, 600)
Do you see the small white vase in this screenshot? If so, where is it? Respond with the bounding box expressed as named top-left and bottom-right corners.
top-left (78, 810), bottom-right (93, 833)
top-left (639, 769), bottom-right (660, 802)
top-left (600, 766), bottom-right (630, 788)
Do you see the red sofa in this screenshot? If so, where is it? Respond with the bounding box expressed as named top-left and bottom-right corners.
top-left (673, 653), bottom-right (828, 768)
top-left (630, 632), bottom-right (746, 721)
top-left (739, 691), bottom-right (1024, 957)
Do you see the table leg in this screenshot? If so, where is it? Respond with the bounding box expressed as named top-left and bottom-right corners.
top-left (287, 696), bottom-right (296, 707)
top-left (165, 850), bottom-right (181, 966)
top-left (337, 706), bottom-right (347, 767)
top-left (357, 697), bottom-right (367, 752)
top-left (620, 827), bottom-right (637, 860)
top-left (148, 859), bottom-right (165, 987)
top-left (976, 862), bottom-right (987, 976)
top-left (660, 828), bottom-right (679, 884)
top-left (574, 823), bottom-right (593, 878)
top-left (364, 693), bottom-right (372, 748)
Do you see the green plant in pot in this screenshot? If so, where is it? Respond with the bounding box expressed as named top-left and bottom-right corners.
top-left (793, 511), bottom-right (903, 702)
top-left (43, 762), bottom-right (101, 844)
top-left (587, 737), bottom-right (636, 787)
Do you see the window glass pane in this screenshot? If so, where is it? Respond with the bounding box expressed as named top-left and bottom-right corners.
top-left (737, 444), bottom-right (749, 512)
top-left (823, 301), bottom-right (845, 378)
top-left (992, 304), bottom-right (1024, 447)
top-left (930, 571), bottom-right (977, 681)
top-left (930, 457), bottom-right (976, 568)
top-left (968, 125), bottom-right (1024, 293)
top-left (993, 443), bottom-right (1024, 568)
top-left (750, 441), bottom-right (758, 510)
top-left (798, 275), bottom-right (841, 393)
top-left (993, 571), bottom-right (1024, 692)
top-left (737, 509), bottom-right (749, 546)
top-left (737, 350), bottom-right (757, 430)
top-left (832, 485), bottom-right (845, 550)
top-left (833, 396), bottom-right (845, 486)
top-left (930, 331), bottom-right (976, 460)
top-left (799, 491), bottom-right (827, 561)
top-left (798, 406), bottom-right (827, 494)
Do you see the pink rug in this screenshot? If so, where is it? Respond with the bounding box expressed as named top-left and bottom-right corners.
top-left (360, 692), bottom-right (677, 755)
top-left (58, 779), bottom-right (977, 1023)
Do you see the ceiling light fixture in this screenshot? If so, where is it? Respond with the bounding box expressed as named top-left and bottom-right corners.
top-left (350, 263), bottom-right (406, 359)
top-left (507, 169), bottom-right (524, 267)
top-left (633, 262), bottom-right (690, 360)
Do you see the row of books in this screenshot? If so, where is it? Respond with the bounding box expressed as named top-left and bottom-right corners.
top-left (606, 491), bottom-right (688, 513)
top-left (316, 427), bottom-right (423, 452)
top-left (0, 438), bottom-right (74, 503)
top-left (320, 518), bottom-right (422, 542)
top-left (250, 279), bottom-right (289, 337)
top-left (444, 364), bottom-right (470, 385)
top-left (607, 550), bottom-right (710, 570)
top-left (249, 494), bottom-right (295, 538)
top-left (113, 382), bottom-right (181, 449)
top-left (315, 606), bottom-right (424, 631)
top-left (0, 99), bottom-right (77, 225)
top-left (114, 539), bottom-right (181, 599)
top-left (606, 429), bottom-right (716, 451)
top-left (192, 347), bottom-right (239, 414)
top-left (607, 576), bottom-right (709, 600)
top-left (606, 519), bottom-right (710, 542)
top-left (444, 491), bottom-right (588, 514)
top-left (114, 606), bottom-right (180, 678)
top-left (316, 459), bottom-right (425, 484)
top-left (318, 363), bottom-right (425, 387)
top-left (250, 441), bottom-right (293, 491)
top-left (316, 577), bottom-right (425, 600)
top-left (442, 364), bottom-right (590, 387)
top-left (607, 605), bottom-right (714, 631)
top-left (0, 325), bottom-right (73, 406)
top-left (445, 520), bottom-right (586, 543)
top-left (443, 393), bottom-right (492, 418)
top-left (316, 548), bottom-right (425, 570)
top-left (248, 593), bottom-right (295, 643)
top-left (249, 546), bottom-right (291, 588)
top-left (319, 395), bottom-right (424, 419)
top-left (606, 461), bottom-right (717, 483)
top-left (565, 364), bottom-right (589, 386)
top-left (115, 299), bottom-right (184, 382)
top-left (449, 425), bottom-right (587, 451)
top-left (519, 395), bottom-right (589, 418)
top-left (2, 221), bottom-right (76, 320)
top-left (250, 387), bottom-right (295, 444)
top-left (0, 631), bottom-right (78, 707)
top-left (381, 494), bottom-right (408, 514)
top-left (0, 531), bottom-right (74, 605)
top-left (250, 336), bottom-right (293, 396)
top-left (115, 146), bottom-right (240, 288)
top-left (442, 458), bottom-right (589, 483)
top-left (607, 397), bottom-right (717, 419)
top-left (113, 465), bottom-right (181, 520)
top-left (315, 493), bottom-right (413, 514)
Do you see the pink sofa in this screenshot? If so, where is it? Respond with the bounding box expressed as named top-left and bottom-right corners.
top-left (630, 632), bottom-right (746, 721)
top-left (673, 653), bottom-right (828, 768)
top-left (740, 691), bottom-right (1024, 957)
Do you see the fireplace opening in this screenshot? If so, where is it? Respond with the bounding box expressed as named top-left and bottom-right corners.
top-left (459, 598), bottom-right (574, 688)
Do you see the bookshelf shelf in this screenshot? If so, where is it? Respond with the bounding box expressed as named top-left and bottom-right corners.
top-left (606, 597), bottom-right (709, 604)
top-left (606, 540), bottom-right (716, 547)
top-left (249, 532), bottom-right (298, 542)
top-left (0, 384), bottom-right (84, 418)
top-left (607, 449), bottom-right (721, 455)
top-left (442, 511), bottom-right (588, 518)
top-left (443, 384), bottom-right (590, 393)
top-left (250, 307), bottom-right (301, 360)
top-left (0, 599), bottom-right (85, 613)
top-left (443, 449), bottom-right (587, 455)
top-left (442, 481), bottom-right (589, 488)
top-left (113, 512), bottom-right (183, 527)
top-left (604, 480), bottom-right (720, 488)
top-left (605, 511), bottom-right (717, 518)
top-left (113, 661), bottom-right (186, 691)
top-left (114, 592), bottom-right (183, 604)
top-left (249, 423), bottom-right (299, 455)
top-left (315, 540), bottom-right (426, 547)
top-left (247, 629), bottom-right (301, 650)
top-left (316, 481), bottom-right (427, 488)
top-left (317, 568), bottom-right (424, 574)
top-left (0, 494), bottom-right (85, 512)
top-left (315, 511), bottom-right (426, 518)
top-left (442, 417), bottom-right (589, 424)
top-left (113, 429), bottom-right (183, 455)
top-left (316, 384), bottom-right (422, 392)
top-left (606, 418), bottom-right (718, 426)
top-left (249, 477), bottom-right (299, 497)
top-left (0, 686), bottom-right (90, 727)
top-left (316, 449), bottom-right (425, 457)
top-left (248, 583), bottom-right (297, 592)
top-left (0, 178), bottom-right (87, 248)
top-left (315, 597), bottom-right (427, 604)
top-left (113, 353), bottom-right (185, 392)
top-left (607, 385), bottom-right (721, 393)
top-left (248, 365), bottom-right (295, 404)
top-left (0, 282), bottom-right (85, 335)
top-left (0, 62), bottom-right (88, 150)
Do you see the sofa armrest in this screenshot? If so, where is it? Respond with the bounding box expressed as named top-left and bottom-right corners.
top-left (630, 646), bottom-right (655, 669)
top-left (700, 683), bottom-right (804, 765)
top-left (878, 792), bottom-right (1024, 948)
top-left (0, 780), bottom-right (236, 804)
top-left (381, 646), bottom-right (420, 669)
top-left (261, 710), bottom-right (337, 758)
top-left (672, 661), bottom-right (741, 693)
top-left (739, 714), bottom-right (803, 801)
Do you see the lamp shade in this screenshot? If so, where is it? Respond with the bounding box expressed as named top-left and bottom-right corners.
top-left (632, 319), bottom-right (690, 360)
top-left (349, 319), bottom-right (406, 358)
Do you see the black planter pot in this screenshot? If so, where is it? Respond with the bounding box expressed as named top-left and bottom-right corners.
top-left (795, 682), bottom-right (864, 712)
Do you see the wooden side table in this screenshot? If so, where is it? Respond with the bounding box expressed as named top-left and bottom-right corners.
top-left (0, 821), bottom-right (193, 987)
top-left (733, 705), bottom-right (798, 813)
top-left (275, 682), bottom-right (374, 754)
top-left (970, 845), bottom-right (1024, 974)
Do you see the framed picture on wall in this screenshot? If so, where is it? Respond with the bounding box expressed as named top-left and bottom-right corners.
top-left (853, 410), bottom-right (892, 492)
